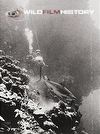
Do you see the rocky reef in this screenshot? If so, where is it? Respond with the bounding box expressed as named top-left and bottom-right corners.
top-left (0, 51), bottom-right (82, 134)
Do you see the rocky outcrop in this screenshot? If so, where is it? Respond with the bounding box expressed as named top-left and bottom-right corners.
top-left (0, 52), bottom-right (82, 134)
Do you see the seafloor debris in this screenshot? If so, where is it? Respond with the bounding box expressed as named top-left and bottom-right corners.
top-left (0, 50), bottom-right (82, 134)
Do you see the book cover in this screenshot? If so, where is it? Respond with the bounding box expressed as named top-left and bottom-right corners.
top-left (0, 0), bottom-right (100, 134)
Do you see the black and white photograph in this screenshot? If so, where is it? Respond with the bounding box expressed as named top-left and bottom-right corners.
top-left (0, 0), bottom-right (100, 134)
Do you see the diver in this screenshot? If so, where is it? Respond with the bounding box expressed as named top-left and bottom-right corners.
top-left (33, 49), bottom-right (47, 80)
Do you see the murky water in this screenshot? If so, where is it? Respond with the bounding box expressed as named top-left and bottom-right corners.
top-left (80, 89), bottom-right (100, 134)
top-left (14, 0), bottom-right (29, 8)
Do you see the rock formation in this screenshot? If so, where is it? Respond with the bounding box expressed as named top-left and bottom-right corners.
top-left (0, 51), bottom-right (82, 134)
